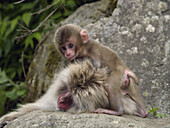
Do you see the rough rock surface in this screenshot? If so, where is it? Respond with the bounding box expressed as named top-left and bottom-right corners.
top-left (4, 110), bottom-right (170, 128)
top-left (12, 0), bottom-right (170, 127)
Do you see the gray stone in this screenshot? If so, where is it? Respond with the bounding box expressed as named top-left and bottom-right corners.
top-left (4, 110), bottom-right (170, 128)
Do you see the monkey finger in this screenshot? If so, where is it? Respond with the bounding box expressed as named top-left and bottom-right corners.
top-left (120, 89), bottom-right (128, 96)
top-left (138, 108), bottom-right (148, 118)
top-left (94, 108), bottom-right (123, 116)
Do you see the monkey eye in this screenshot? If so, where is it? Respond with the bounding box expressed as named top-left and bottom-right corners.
top-left (68, 43), bottom-right (74, 49)
top-left (61, 47), bottom-right (66, 51)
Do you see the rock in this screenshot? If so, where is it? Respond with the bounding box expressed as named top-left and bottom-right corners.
top-left (62, 0), bottom-right (114, 27)
top-left (4, 110), bottom-right (170, 128)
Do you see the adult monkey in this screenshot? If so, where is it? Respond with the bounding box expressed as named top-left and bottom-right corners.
top-left (54, 24), bottom-right (147, 117)
top-left (0, 60), bottom-right (109, 127)
top-left (0, 59), bottom-right (146, 128)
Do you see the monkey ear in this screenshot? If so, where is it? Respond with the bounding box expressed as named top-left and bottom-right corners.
top-left (80, 30), bottom-right (89, 43)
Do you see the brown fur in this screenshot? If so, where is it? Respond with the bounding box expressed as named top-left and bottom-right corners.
top-left (54, 24), bottom-right (83, 55)
top-left (66, 60), bottom-right (109, 113)
top-left (54, 24), bottom-right (147, 117)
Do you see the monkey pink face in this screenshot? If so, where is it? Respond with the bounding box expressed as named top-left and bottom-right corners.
top-left (60, 37), bottom-right (78, 61)
top-left (57, 91), bottom-right (73, 111)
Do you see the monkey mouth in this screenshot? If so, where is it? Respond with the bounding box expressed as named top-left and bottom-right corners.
top-left (68, 56), bottom-right (76, 61)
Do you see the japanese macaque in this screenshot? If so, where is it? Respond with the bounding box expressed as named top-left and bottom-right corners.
top-left (0, 60), bottom-right (109, 126)
top-left (54, 24), bottom-right (147, 117)
top-left (0, 59), bottom-right (148, 127)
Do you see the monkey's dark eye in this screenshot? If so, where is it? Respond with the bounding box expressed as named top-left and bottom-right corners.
top-left (61, 47), bottom-right (66, 51)
top-left (68, 43), bottom-right (74, 49)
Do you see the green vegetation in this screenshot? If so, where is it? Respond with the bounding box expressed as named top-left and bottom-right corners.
top-left (148, 106), bottom-right (168, 118)
top-left (0, 0), bottom-right (99, 116)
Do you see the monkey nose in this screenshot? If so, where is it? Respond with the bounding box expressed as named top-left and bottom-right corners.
top-left (65, 53), bottom-right (70, 57)
top-left (67, 53), bottom-right (70, 56)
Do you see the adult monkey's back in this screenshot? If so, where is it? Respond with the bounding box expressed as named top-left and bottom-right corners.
top-left (54, 24), bottom-right (147, 117)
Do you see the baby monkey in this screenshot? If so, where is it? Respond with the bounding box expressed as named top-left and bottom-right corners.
top-left (54, 24), bottom-right (147, 117)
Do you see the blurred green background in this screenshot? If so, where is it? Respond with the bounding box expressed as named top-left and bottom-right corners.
top-left (0, 0), bottom-right (99, 116)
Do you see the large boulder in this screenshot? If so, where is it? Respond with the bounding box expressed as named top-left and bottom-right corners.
top-left (3, 110), bottom-right (170, 128)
